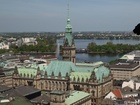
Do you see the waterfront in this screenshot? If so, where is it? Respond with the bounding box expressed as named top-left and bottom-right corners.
top-left (57, 39), bottom-right (140, 62)
top-left (59, 53), bottom-right (122, 63)
top-left (57, 39), bottom-right (140, 48)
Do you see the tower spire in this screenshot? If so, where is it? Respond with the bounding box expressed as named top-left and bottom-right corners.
top-left (67, 3), bottom-right (69, 19)
top-left (62, 2), bottom-right (76, 64)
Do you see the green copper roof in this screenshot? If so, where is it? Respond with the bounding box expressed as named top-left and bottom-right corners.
top-left (17, 63), bottom-right (48, 78)
top-left (65, 91), bottom-right (90, 105)
top-left (64, 17), bottom-right (74, 46)
top-left (65, 18), bottom-right (72, 29)
top-left (75, 66), bottom-right (93, 72)
top-left (70, 72), bottom-right (91, 82)
top-left (76, 61), bottom-right (104, 67)
top-left (64, 33), bottom-right (73, 46)
top-left (18, 68), bottom-right (37, 78)
top-left (46, 61), bottom-right (76, 78)
top-left (93, 66), bottom-right (110, 83)
top-left (45, 61), bottom-right (110, 83)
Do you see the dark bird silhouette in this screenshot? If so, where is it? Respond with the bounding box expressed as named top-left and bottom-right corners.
top-left (133, 23), bottom-right (140, 35)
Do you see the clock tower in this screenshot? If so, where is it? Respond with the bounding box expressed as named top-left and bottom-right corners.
top-left (62, 5), bottom-right (76, 64)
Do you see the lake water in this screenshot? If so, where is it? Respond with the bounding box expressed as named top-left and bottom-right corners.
top-left (57, 39), bottom-right (140, 48)
top-left (57, 39), bottom-right (140, 62)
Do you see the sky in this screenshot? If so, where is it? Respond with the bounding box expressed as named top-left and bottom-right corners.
top-left (0, 0), bottom-right (140, 32)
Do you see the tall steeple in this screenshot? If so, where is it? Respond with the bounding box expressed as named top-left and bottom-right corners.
top-left (62, 3), bottom-right (76, 64)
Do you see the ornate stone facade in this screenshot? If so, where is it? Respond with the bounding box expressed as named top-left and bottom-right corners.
top-left (12, 61), bottom-right (113, 105)
top-left (62, 14), bottom-right (76, 64)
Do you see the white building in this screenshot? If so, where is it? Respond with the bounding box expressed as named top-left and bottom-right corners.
top-left (122, 77), bottom-right (140, 90)
top-left (0, 42), bottom-right (9, 49)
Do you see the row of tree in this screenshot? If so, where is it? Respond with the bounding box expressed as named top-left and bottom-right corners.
top-left (87, 42), bottom-right (140, 54)
top-left (1, 37), bottom-right (56, 54)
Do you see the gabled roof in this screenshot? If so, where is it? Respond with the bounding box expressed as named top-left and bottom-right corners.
top-left (121, 86), bottom-right (133, 94)
top-left (122, 80), bottom-right (134, 90)
top-left (112, 89), bottom-right (122, 99)
top-left (46, 61), bottom-right (76, 78)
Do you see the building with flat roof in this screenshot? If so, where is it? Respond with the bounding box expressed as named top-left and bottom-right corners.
top-left (110, 61), bottom-right (140, 80)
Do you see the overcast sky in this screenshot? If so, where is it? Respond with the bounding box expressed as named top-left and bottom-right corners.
top-left (0, 0), bottom-right (140, 32)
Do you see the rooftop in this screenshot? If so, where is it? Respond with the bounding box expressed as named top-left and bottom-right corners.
top-left (31, 94), bottom-right (50, 104)
top-left (3, 86), bottom-right (40, 97)
top-left (110, 61), bottom-right (139, 69)
top-left (0, 96), bottom-right (33, 105)
top-left (65, 91), bottom-right (90, 105)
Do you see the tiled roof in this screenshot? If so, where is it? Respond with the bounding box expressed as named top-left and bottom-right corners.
top-left (112, 89), bottom-right (122, 99)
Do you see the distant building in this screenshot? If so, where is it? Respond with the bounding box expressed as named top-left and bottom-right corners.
top-left (122, 76), bottom-right (140, 90)
top-left (0, 54), bottom-right (57, 87)
top-left (0, 42), bottom-right (9, 49)
top-left (50, 90), bottom-right (91, 105)
top-left (16, 37), bottom-right (37, 47)
top-left (104, 86), bottom-right (140, 105)
top-left (120, 50), bottom-right (140, 63)
top-left (110, 50), bottom-right (140, 80)
top-left (0, 85), bottom-right (91, 105)
top-left (105, 89), bottom-right (122, 100)
top-left (110, 61), bottom-right (140, 80)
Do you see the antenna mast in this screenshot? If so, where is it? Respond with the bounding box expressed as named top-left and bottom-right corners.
top-left (67, 0), bottom-right (70, 19)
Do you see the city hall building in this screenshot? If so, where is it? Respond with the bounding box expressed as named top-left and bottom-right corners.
top-left (12, 12), bottom-right (113, 105)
